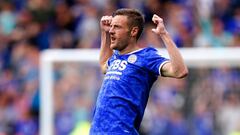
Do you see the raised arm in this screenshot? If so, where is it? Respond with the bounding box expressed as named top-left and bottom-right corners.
top-left (152, 14), bottom-right (188, 78)
top-left (99, 16), bottom-right (113, 74)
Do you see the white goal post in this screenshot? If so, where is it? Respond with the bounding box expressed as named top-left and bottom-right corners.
top-left (40, 47), bottom-right (240, 135)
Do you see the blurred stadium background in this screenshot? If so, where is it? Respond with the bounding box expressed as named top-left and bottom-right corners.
top-left (0, 0), bottom-right (240, 135)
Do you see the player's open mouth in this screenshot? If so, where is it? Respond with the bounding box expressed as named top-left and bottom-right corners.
top-left (111, 37), bottom-right (116, 42)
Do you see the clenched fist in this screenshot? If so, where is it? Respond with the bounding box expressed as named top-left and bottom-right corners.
top-left (151, 14), bottom-right (168, 36)
top-left (100, 16), bottom-right (112, 32)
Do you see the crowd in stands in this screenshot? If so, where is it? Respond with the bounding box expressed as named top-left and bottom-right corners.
top-left (0, 0), bottom-right (240, 134)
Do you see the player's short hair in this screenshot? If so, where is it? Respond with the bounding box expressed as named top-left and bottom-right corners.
top-left (113, 8), bottom-right (145, 40)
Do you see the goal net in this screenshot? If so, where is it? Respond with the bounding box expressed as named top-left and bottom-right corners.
top-left (40, 48), bottom-right (240, 135)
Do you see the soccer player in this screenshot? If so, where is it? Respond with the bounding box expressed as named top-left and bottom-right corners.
top-left (90, 8), bottom-right (188, 135)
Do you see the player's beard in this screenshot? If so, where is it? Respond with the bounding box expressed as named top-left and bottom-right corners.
top-left (110, 33), bottom-right (131, 51)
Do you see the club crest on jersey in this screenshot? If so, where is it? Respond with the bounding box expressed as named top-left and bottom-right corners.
top-left (128, 54), bottom-right (137, 64)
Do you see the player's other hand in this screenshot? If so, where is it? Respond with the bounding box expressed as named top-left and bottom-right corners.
top-left (100, 16), bottom-right (112, 32)
top-left (151, 14), bottom-right (168, 36)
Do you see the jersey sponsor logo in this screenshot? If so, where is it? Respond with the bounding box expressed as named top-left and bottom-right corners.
top-left (106, 59), bottom-right (127, 81)
top-left (106, 71), bottom-right (122, 75)
top-left (104, 75), bottom-right (120, 80)
top-left (109, 59), bottom-right (127, 71)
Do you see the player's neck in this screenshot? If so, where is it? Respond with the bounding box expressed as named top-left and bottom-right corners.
top-left (119, 42), bottom-right (140, 55)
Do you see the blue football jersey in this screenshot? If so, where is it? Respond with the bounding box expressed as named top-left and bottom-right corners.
top-left (90, 47), bottom-right (169, 135)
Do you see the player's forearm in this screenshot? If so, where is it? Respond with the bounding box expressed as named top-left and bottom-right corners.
top-left (160, 32), bottom-right (188, 78)
top-left (99, 31), bottom-right (113, 73)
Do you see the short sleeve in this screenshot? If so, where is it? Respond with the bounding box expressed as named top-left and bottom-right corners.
top-left (145, 48), bottom-right (169, 76)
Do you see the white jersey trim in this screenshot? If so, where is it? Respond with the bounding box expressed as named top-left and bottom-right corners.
top-left (126, 48), bottom-right (144, 55)
top-left (158, 60), bottom-right (170, 76)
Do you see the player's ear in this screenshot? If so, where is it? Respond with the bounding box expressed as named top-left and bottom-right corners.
top-left (130, 27), bottom-right (139, 38)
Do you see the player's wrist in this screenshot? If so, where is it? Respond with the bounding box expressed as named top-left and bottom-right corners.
top-left (159, 30), bottom-right (168, 37)
top-left (101, 30), bottom-right (109, 35)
